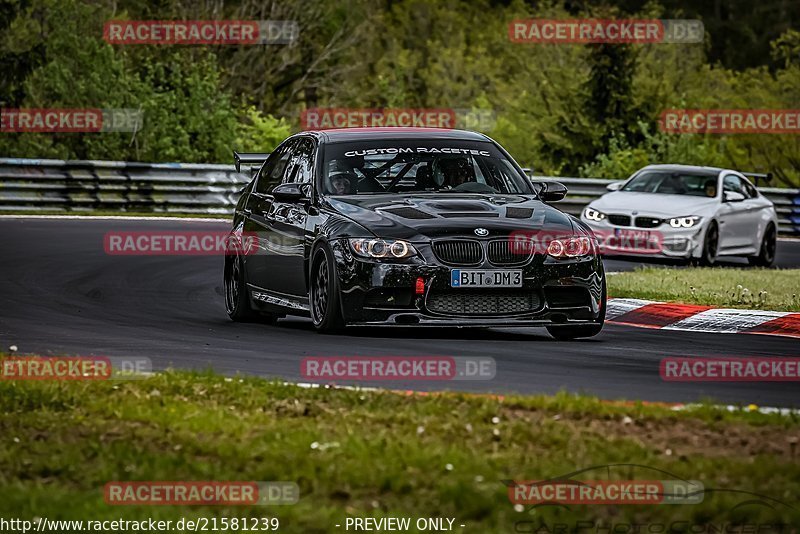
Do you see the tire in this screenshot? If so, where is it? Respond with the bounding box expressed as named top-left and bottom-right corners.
top-left (698, 222), bottom-right (719, 267)
top-left (224, 254), bottom-right (259, 322)
top-left (748, 224), bottom-right (776, 267)
top-left (309, 244), bottom-right (346, 333)
top-left (546, 278), bottom-right (606, 341)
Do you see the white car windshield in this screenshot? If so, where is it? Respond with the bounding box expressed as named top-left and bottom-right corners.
top-left (622, 171), bottom-right (718, 197)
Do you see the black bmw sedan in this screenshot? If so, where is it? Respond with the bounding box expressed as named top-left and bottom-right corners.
top-left (225, 128), bottom-right (606, 339)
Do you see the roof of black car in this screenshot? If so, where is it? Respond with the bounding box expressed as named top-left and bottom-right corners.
top-left (307, 127), bottom-right (491, 143)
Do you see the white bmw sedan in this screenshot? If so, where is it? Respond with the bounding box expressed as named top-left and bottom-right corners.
top-left (580, 164), bottom-right (778, 266)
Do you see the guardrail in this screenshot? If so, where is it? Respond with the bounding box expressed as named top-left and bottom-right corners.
top-left (1, 158), bottom-right (797, 235)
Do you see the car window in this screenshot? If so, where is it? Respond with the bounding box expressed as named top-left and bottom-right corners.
top-left (255, 139), bottom-right (297, 194)
top-left (722, 174), bottom-right (746, 196)
top-left (741, 177), bottom-right (758, 198)
top-left (285, 137), bottom-right (315, 185)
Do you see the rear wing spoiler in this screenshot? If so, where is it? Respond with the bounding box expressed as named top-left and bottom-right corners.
top-left (742, 172), bottom-right (772, 186)
top-left (233, 151), bottom-right (270, 174)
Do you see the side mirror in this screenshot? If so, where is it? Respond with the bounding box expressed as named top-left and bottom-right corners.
top-left (537, 181), bottom-right (568, 202)
top-left (606, 181), bottom-right (624, 192)
top-left (723, 191), bottom-right (745, 203)
top-left (272, 183), bottom-right (309, 203)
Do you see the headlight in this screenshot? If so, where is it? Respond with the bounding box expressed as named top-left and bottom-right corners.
top-left (583, 207), bottom-right (606, 222)
top-left (348, 238), bottom-right (417, 259)
top-left (546, 236), bottom-right (593, 259)
top-left (668, 216), bottom-right (702, 228)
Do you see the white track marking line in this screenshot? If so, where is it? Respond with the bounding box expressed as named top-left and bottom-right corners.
top-left (664, 308), bottom-right (790, 334)
top-left (605, 298), bottom-right (659, 320)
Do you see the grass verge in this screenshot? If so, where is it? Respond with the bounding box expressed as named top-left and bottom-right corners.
top-left (0, 364), bottom-right (798, 531)
top-left (607, 267), bottom-right (800, 311)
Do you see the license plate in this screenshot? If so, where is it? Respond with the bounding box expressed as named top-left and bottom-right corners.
top-left (614, 228), bottom-right (650, 241)
top-left (450, 269), bottom-right (522, 288)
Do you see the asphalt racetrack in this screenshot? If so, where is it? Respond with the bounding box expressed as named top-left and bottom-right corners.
top-left (1, 217), bottom-right (798, 407)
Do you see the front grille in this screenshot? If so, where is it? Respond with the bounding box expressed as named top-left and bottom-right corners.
top-left (608, 214), bottom-right (631, 226)
top-left (427, 290), bottom-right (541, 316)
top-left (432, 240), bottom-right (483, 265)
top-left (544, 286), bottom-right (591, 308)
top-left (487, 239), bottom-right (531, 266)
top-left (634, 216), bottom-right (662, 228)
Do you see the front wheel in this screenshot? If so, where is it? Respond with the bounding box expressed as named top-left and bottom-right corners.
top-left (309, 245), bottom-right (346, 333)
top-left (697, 222), bottom-right (719, 267)
top-left (748, 224), bottom-right (776, 267)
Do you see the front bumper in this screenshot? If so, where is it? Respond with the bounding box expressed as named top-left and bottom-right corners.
top-left (330, 239), bottom-right (605, 326)
top-left (580, 216), bottom-right (705, 259)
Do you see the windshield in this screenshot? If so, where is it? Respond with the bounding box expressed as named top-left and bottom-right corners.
top-left (321, 140), bottom-right (532, 196)
top-left (621, 171), bottom-right (719, 197)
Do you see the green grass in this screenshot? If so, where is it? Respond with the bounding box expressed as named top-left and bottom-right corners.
top-left (608, 267), bottom-right (800, 311)
top-left (0, 365), bottom-right (798, 532)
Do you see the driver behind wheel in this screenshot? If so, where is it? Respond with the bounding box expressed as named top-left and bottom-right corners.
top-left (326, 170), bottom-right (356, 195)
top-left (440, 157), bottom-right (475, 189)
top-left (704, 179), bottom-right (717, 198)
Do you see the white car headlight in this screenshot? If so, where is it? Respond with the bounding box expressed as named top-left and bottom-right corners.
top-left (668, 216), bottom-right (702, 228)
top-left (348, 238), bottom-right (417, 259)
top-left (583, 207), bottom-right (606, 222)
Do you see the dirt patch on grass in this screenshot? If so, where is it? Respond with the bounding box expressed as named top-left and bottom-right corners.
top-left (506, 407), bottom-right (800, 459)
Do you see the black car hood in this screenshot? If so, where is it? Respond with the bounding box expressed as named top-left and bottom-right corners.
top-left (324, 194), bottom-right (576, 241)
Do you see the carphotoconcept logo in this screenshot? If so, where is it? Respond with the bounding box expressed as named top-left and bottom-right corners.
top-left (660, 109), bottom-right (800, 134)
top-left (301, 356), bottom-right (495, 381)
top-left (103, 231), bottom-right (259, 256)
top-left (509, 19), bottom-right (703, 44)
top-left (104, 20), bottom-right (298, 45)
top-left (509, 464), bottom-right (795, 532)
top-left (0, 108), bottom-right (143, 133)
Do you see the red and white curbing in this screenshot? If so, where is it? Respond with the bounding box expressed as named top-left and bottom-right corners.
top-left (607, 298), bottom-right (800, 339)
